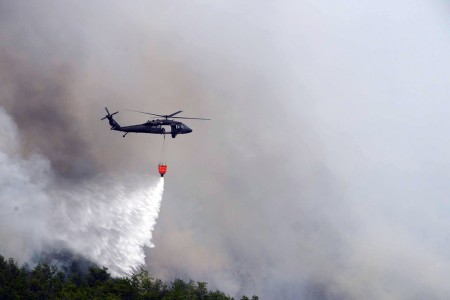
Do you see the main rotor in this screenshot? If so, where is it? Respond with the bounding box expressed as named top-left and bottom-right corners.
top-left (126, 110), bottom-right (210, 121)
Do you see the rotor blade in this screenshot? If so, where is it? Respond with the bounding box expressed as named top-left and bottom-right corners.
top-left (171, 116), bottom-right (211, 120)
top-left (125, 110), bottom-right (166, 118)
top-left (167, 111), bottom-right (183, 118)
top-left (111, 111), bottom-right (119, 116)
top-left (125, 109), bottom-right (210, 120)
top-left (105, 107), bottom-right (110, 114)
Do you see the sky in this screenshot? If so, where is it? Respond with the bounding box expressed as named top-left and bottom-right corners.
top-left (1, 1), bottom-right (450, 299)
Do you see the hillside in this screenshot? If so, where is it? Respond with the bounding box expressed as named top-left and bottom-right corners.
top-left (0, 255), bottom-right (258, 300)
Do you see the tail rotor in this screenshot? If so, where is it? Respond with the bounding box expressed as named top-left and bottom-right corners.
top-left (101, 107), bottom-right (120, 130)
top-left (101, 107), bottom-right (118, 120)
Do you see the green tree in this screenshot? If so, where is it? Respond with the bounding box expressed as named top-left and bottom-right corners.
top-left (132, 268), bottom-right (168, 299)
top-left (0, 256), bottom-right (30, 299)
top-left (87, 266), bottom-right (111, 286)
top-left (207, 290), bottom-right (233, 300)
top-left (196, 281), bottom-right (208, 300)
top-left (29, 263), bottom-right (64, 299)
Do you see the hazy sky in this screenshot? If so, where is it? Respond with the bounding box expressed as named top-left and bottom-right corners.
top-left (1, 1), bottom-right (450, 299)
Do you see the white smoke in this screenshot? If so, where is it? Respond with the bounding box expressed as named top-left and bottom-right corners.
top-left (0, 107), bottom-right (164, 276)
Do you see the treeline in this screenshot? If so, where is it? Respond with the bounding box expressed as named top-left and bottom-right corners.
top-left (0, 255), bottom-right (258, 300)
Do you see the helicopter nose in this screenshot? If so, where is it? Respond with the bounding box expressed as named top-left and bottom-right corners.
top-left (188, 128), bottom-right (193, 133)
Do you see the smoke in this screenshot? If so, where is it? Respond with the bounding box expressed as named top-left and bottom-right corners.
top-left (0, 107), bottom-right (164, 276)
top-left (0, 51), bottom-right (100, 179)
top-left (1, 1), bottom-right (450, 299)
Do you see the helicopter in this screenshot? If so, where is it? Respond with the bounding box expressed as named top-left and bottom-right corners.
top-left (101, 107), bottom-right (210, 138)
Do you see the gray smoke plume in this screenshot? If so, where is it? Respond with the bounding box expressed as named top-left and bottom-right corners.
top-left (0, 51), bottom-right (99, 178)
top-left (1, 1), bottom-right (450, 299)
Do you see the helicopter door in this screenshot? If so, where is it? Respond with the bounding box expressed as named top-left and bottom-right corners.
top-left (171, 124), bottom-right (178, 138)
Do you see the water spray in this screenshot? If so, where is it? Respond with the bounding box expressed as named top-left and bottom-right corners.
top-left (0, 108), bottom-right (166, 276)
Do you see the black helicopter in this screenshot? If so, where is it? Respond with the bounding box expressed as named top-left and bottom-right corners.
top-left (101, 107), bottom-right (210, 138)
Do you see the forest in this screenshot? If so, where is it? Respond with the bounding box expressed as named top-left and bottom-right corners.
top-left (0, 255), bottom-right (258, 300)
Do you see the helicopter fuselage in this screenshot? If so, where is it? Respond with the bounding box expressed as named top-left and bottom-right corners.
top-left (111, 118), bottom-right (192, 138)
top-left (102, 107), bottom-right (204, 138)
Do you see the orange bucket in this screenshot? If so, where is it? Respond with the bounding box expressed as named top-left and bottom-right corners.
top-left (158, 164), bottom-right (167, 177)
